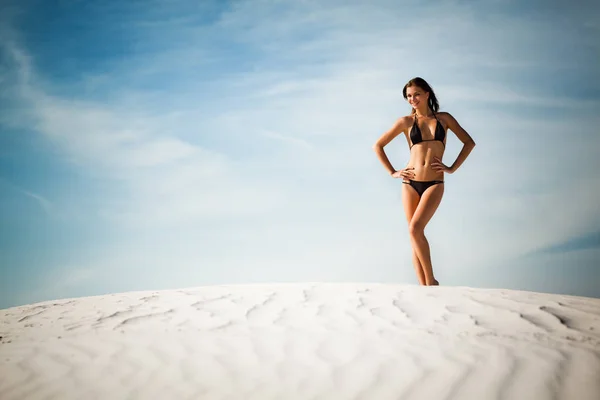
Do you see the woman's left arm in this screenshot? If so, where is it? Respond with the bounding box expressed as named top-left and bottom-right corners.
top-left (443, 112), bottom-right (476, 173)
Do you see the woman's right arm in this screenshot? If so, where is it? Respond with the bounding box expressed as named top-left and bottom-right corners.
top-left (372, 117), bottom-right (407, 175)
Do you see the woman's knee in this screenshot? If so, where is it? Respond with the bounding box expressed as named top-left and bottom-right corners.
top-left (408, 221), bottom-right (424, 236)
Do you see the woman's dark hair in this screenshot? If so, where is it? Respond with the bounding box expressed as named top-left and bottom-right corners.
top-left (402, 77), bottom-right (440, 114)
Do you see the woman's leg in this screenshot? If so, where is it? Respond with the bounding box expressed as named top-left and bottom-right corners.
top-left (408, 183), bottom-right (444, 285)
top-left (401, 184), bottom-right (426, 285)
top-left (411, 250), bottom-right (426, 285)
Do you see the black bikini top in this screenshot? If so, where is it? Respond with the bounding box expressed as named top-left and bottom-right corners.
top-left (409, 112), bottom-right (446, 148)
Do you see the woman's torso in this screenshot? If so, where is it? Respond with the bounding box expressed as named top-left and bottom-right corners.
top-left (403, 113), bottom-right (447, 181)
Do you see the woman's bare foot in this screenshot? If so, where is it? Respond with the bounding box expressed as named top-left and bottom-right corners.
top-left (432, 279), bottom-right (439, 286)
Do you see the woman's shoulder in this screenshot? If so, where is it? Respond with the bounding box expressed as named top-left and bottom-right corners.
top-left (436, 111), bottom-right (458, 119)
top-left (391, 114), bottom-right (415, 129)
top-left (399, 114), bottom-right (416, 123)
top-left (436, 111), bottom-right (457, 124)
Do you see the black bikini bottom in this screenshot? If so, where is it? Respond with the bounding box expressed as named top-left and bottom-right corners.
top-left (403, 179), bottom-right (444, 197)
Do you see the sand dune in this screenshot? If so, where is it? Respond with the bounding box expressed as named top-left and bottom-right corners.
top-left (1, 283), bottom-right (599, 399)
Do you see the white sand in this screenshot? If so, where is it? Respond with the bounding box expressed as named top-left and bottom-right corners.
top-left (1, 282), bottom-right (599, 399)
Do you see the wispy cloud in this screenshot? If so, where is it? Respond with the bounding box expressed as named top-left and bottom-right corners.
top-left (0, 177), bottom-right (53, 216)
top-left (25, 264), bottom-right (100, 305)
top-left (260, 129), bottom-right (314, 150)
top-left (20, 189), bottom-right (52, 215)
top-left (528, 230), bottom-right (600, 256)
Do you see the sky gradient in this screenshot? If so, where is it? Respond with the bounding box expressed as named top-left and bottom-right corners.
top-left (1, 0), bottom-right (599, 309)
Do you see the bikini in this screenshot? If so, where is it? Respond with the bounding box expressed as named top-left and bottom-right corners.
top-left (403, 113), bottom-right (446, 197)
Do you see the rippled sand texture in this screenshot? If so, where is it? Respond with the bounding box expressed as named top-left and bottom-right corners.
top-left (1, 283), bottom-right (599, 399)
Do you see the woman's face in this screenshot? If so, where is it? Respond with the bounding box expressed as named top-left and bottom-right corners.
top-left (405, 85), bottom-right (429, 110)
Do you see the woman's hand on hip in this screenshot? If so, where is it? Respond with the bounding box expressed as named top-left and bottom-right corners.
top-left (391, 167), bottom-right (415, 180)
top-left (431, 157), bottom-right (453, 174)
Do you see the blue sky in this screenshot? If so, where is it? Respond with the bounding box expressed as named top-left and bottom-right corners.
top-left (1, 0), bottom-right (599, 309)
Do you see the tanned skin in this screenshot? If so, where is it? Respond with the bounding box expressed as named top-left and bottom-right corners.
top-left (373, 85), bottom-right (476, 285)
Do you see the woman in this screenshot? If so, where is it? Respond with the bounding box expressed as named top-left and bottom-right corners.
top-left (373, 77), bottom-right (476, 286)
